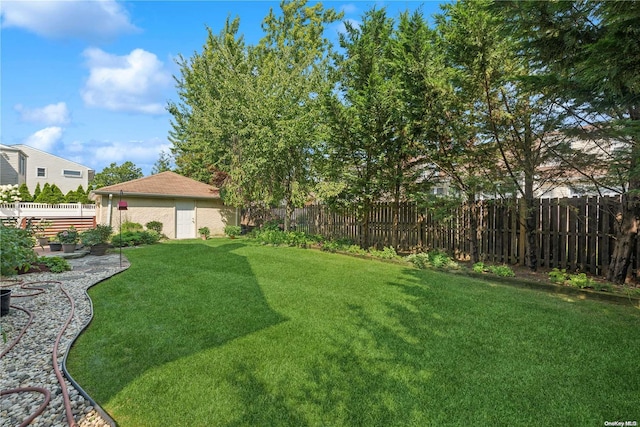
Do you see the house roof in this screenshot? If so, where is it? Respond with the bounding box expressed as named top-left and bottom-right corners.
top-left (92, 171), bottom-right (220, 199)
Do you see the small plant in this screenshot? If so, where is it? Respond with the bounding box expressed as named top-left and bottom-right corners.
top-left (346, 245), bottom-right (367, 255)
top-left (38, 256), bottom-right (71, 273)
top-left (224, 225), bottom-right (241, 238)
top-left (145, 221), bottom-right (163, 233)
top-left (198, 227), bottom-right (210, 239)
top-left (57, 226), bottom-right (79, 244)
top-left (0, 223), bottom-right (38, 276)
top-left (368, 246), bottom-right (399, 260)
top-left (567, 272), bottom-right (594, 289)
top-left (321, 241), bottom-right (340, 253)
top-left (81, 224), bottom-right (113, 246)
top-left (548, 268), bottom-right (568, 284)
top-left (406, 253), bottom-right (430, 269)
top-left (472, 262), bottom-right (486, 273)
top-left (488, 264), bottom-right (515, 277)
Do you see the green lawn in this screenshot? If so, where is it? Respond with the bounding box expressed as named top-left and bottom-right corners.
top-left (67, 239), bottom-right (640, 426)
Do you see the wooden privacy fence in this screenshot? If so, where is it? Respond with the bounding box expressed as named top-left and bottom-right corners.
top-left (276, 196), bottom-right (637, 277)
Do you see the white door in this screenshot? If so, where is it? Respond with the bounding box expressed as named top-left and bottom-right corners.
top-left (175, 201), bottom-right (195, 239)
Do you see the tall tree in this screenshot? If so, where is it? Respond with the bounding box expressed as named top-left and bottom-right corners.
top-left (322, 8), bottom-right (400, 248)
top-left (500, 0), bottom-right (640, 282)
top-left (170, 1), bottom-right (340, 230)
top-left (436, 0), bottom-right (566, 270)
top-left (91, 161), bottom-right (143, 189)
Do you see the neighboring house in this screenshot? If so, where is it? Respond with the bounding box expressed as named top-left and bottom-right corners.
top-left (0, 144), bottom-right (27, 186)
top-left (0, 144), bottom-right (94, 194)
top-left (91, 171), bottom-right (239, 239)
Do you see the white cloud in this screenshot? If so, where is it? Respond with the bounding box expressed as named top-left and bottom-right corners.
top-left (0, 0), bottom-right (138, 41)
top-left (24, 127), bottom-right (64, 152)
top-left (15, 102), bottom-right (70, 125)
top-left (81, 48), bottom-right (172, 115)
top-left (68, 138), bottom-right (170, 174)
top-left (340, 4), bottom-right (359, 14)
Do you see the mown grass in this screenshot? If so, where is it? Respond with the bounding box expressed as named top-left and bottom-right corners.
top-left (67, 239), bottom-right (640, 426)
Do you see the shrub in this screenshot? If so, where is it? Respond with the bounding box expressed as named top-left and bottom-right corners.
top-left (121, 221), bottom-right (143, 233)
top-left (0, 223), bottom-right (37, 275)
top-left (368, 246), bottom-right (399, 260)
top-left (406, 253), bottom-right (430, 269)
top-left (57, 226), bottom-right (79, 244)
top-left (346, 245), bottom-right (367, 255)
top-left (262, 219), bottom-right (283, 231)
top-left (473, 262), bottom-right (486, 273)
top-left (146, 221), bottom-right (163, 233)
top-left (81, 225), bottom-right (113, 246)
top-left (567, 273), bottom-right (594, 289)
top-left (488, 264), bottom-right (515, 277)
top-left (39, 256), bottom-right (71, 273)
top-left (111, 230), bottom-right (160, 247)
top-left (321, 241), bottom-right (340, 253)
top-left (406, 250), bottom-right (458, 270)
top-left (224, 225), bottom-right (242, 237)
top-left (198, 227), bottom-right (211, 239)
top-left (548, 268), bottom-right (568, 284)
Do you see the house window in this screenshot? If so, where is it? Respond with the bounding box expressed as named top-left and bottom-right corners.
top-left (63, 169), bottom-right (82, 178)
top-left (19, 155), bottom-right (26, 175)
top-left (37, 167), bottom-right (46, 178)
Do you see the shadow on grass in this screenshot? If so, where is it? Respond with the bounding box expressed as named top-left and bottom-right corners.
top-left (68, 241), bottom-right (288, 404)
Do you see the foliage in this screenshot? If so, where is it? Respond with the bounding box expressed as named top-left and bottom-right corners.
top-left (151, 150), bottom-right (174, 174)
top-left (169, 2), bottom-right (341, 230)
top-left (0, 184), bottom-right (22, 203)
top-left (81, 225), bottom-right (113, 246)
top-left (548, 268), bottom-right (568, 284)
top-left (487, 264), bottom-right (516, 277)
top-left (145, 221), bottom-right (163, 233)
top-left (253, 229), bottom-right (312, 248)
top-left (57, 226), bottom-right (79, 244)
top-left (0, 223), bottom-right (37, 276)
top-left (368, 246), bottom-right (400, 260)
top-left (34, 183), bottom-right (65, 204)
top-left (407, 250), bottom-right (458, 270)
top-left (473, 262), bottom-right (486, 273)
top-left (198, 227), bottom-right (210, 238)
top-left (223, 225), bottom-right (241, 238)
top-left (38, 256), bottom-right (71, 273)
top-left (567, 273), bottom-right (595, 289)
top-left (120, 221), bottom-right (143, 233)
top-left (91, 161), bottom-right (143, 189)
top-left (17, 183), bottom-right (32, 202)
top-left (111, 231), bottom-right (160, 247)
top-left (261, 219), bottom-right (283, 231)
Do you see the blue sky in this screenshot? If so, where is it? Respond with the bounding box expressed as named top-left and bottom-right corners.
top-left (1, 1), bottom-right (444, 176)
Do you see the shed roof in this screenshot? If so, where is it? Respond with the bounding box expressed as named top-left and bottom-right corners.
top-left (92, 171), bottom-right (220, 199)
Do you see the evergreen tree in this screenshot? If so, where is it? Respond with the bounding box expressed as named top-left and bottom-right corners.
top-left (17, 183), bottom-right (32, 202)
top-left (33, 183), bottom-right (42, 201)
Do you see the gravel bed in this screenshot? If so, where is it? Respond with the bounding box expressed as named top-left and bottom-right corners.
top-left (1, 254), bottom-right (129, 427)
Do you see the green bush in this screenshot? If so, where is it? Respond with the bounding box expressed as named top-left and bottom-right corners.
top-left (346, 245), bottom-right (367, 255)
top-left (81, 224), bottom-right (113, 246)
top-left (121, 221), bottom-right (143, 232)
top-left (368, 246), bottom-right (399, 260)
top-left (488, 264), bottom-right (515, 277)
top-left (0, 224), bottom-right (37, 275)
top-left (39, 256), bottom-right (71, 273)
top-left (473, 262), bottom-right (486, 273)
top-left (406, 250), bottom-right (458, 270)
top-left (146, 221), bottom-right (163, 233)
top-left (548, 268), bottom-right (568, 284)
top-left (262, 219), bottom-right (283, 231)
top-left (224, 225), bottom-right (242, 237)
top-left (111, 230), bottom-right (160, 247)
top-left (406, 253), bottom-right (431, 269)
top-left (567, 273), bottom-right (594, 289)
top-left (321, 241), bottom-right (340, 252)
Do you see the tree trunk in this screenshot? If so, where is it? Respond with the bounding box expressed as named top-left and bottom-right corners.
top-left (522, 173), bottom-right (538, 271)
top-left (467, 195), bottom-right (480, 264)
top-left (607, 194), bottom-right (639, 283)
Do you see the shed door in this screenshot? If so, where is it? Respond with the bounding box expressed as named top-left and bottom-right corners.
top-left (176, 201), bottom-right (195, 239)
